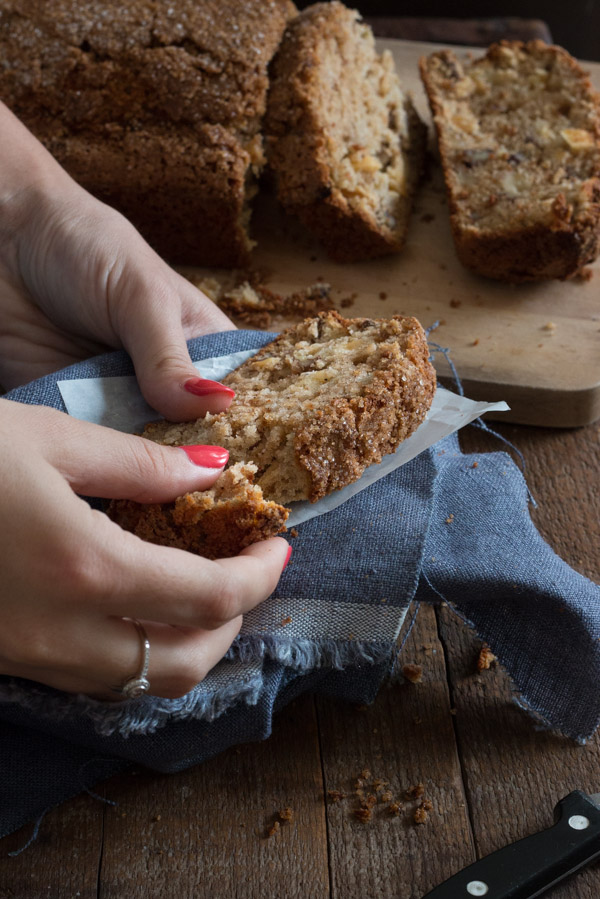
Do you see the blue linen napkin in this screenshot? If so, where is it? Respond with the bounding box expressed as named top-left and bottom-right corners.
top-left (1, 328), bottom-right (599, 841)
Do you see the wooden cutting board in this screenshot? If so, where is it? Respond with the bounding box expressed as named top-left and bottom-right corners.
top-left (192, 39), bottom-right (600, 428)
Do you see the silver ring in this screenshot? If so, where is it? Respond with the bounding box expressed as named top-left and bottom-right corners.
top-left (115, 618), bottom-right (151, 698)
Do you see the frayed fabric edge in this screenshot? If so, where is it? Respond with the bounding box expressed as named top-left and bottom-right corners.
top-left (421, 575), bottom-right (600, 743)
top-left (228, 635), bottom-right (395, 671)
top-left (0, 637), bottom-right (395, 740)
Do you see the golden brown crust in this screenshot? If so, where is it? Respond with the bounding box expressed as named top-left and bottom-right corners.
top-left (420, 41), bottom-right (600, 282)
top-left (108, 463), bottom-right (289, 559)
top-left (0, 0), bottom-right (296, 266)
top-left (265, 2), bottom-right (426, 262)
top-left (144, 311), bottom-right (436, 505)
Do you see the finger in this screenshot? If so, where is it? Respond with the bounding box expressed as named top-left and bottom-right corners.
top-left (116, 272), bottom-right (236, 422)
top-left (7, 615), bottom-right (244, 700)
top-left (99, 528), bottom-right (291, 629)
top-left (20, 403), bottom-right (230, 501)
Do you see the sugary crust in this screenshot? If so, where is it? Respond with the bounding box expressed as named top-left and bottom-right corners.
top-left (420, 41), bottom-right (600, 282)
top-left (108, 463), bottom-right (289, 559)
top-left (265, 2), bottom-right (426, 262)
top-left (144, 311), bottom-right (436, 504)
top-left (0, 0), bottom-right (295, 266)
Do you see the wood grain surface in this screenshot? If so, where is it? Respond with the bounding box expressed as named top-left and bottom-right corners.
top-left (234, 39), bottom-right (600, 428)
top-left (1, 418), bottom-right (598, 899)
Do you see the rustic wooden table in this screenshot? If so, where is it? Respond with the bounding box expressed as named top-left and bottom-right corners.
top-left (2, 18), bottom-right (600, 899)
top-left (1, 419), bottom-right (598, 899)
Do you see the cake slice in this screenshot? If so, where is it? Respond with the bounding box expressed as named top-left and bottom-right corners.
top-left (144, 311), bottom-right (436, 506)
top-left (420, 41), bottom-right (600, 281)
top-left (108, 463), bottom-right (289, 560)
top-left (265, 2), bottom-right (426, 262)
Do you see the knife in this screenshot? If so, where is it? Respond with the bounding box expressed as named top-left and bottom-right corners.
top-left (422, 791), bottom-right (600, 898)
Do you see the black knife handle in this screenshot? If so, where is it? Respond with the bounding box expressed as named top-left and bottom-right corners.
top-left (422, 791), bottom-right (600, 899)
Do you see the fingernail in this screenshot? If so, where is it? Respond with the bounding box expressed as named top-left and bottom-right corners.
top-left (184, 377), bottom-right (235, 398)
top-left (283, 545), bottom-right (292, 570)
top-left (181, 445), bottom-right (229, 468)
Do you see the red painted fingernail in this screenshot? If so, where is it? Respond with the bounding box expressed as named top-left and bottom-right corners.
top-left (184, 377), bottom-right (235, 398)
top-left (283, 545), bottom-right (292, 570)
top-left (181, 445), bottom-right (229, 468)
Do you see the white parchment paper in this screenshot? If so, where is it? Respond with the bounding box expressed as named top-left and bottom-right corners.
top-left (58, 349), bottom-right (509, 527)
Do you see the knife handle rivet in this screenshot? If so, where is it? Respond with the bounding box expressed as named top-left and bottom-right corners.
top-left (568, 815), bottom-right (590, 830)
top-left (466, 882), bottom-right (489, 896)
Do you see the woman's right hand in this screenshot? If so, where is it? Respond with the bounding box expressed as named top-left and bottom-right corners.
top-left (0, 398), bottom-right (290, 699)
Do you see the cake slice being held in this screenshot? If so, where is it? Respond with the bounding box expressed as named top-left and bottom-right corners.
top-left (420, 41), bottom-right (600, 281)
top-left (145, 311), bottom-right (436, 506)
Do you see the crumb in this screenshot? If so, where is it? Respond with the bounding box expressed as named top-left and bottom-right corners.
top-left (414, 806), bottom-right (428, 824)
top-left (388, 802), bottom-right (402, 816)
top-left (372, 779), bottom-right (387, 792)
top-left (151, 814), bottom-right (162, 822)
top-left (353, 806), bottom-right (372, 823)
top-left (340, 297), bottom-right (354, 308)
top-left (420, 799), bottom-right (433, 812)
top-left (576, 266), bottom-right (593, 281)
top-left (472, 461), bottom-right (479, 468)
top-left (450, 708), bottom-right (457, 715)
top-left (449, 298), bottom-right (461, 308)
top-left (402, 664), bottom-right (423, 684)
top-left (267, 820), bottom-right (280, 837)
top-left (359, 768), bottom-right (371, 781)
top-left (471, 338), bottom-right (480, 346)
top-left (405, 783), bottom-right (425, 800)
top-left (445, 513), bottom-right (454, 524)
top-left (378, 291), bottom-right (388, 299)
top-left (280, 616), bottom-right (292, 626)
top-left (363, 794), bottom-right (377, 809)
top-left (421, 213), bottom-right (435, 223)
top-left (279, 807), bottom-right (294, 824)
top-left (290, 528), bottom-right (299, 538)
top-left (327, 790), bottom-right (347, 803)
top-left (381, 790), bottom-right (393, 803)
top-left (543, 321), bottom-right (557, 331)
top-left (477, 644), bottom-right (497, 671)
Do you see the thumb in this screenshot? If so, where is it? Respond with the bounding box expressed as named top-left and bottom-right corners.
top-left (126, 307), bottom-right (235, 422)
top-left (40, 411), bottom-right (230, 501)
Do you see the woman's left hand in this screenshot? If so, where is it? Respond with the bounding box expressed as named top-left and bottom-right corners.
top-left (0, 100), bottom-right (235, 422)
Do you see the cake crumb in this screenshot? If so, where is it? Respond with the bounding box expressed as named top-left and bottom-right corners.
top-left (414, 806), bottom-right (429, 825)
top-left (353, 806), bottom-right (372, 823)
top-left (543, 321), bottom-right (557, 332)
top-left (445, 513), bottom-right (454, 524)
top-left (290, 527), bottom-right (299, 538)
top-left (378, 291), bottom-right (388, 300)
top-left (449, 298), bottom-right (461, 308)
top-left (477, 644), bottom-right (497, 671)
top-left (402, 663), bottom-right (423, 684)
top-left (405, 783), bottom-right (425, 800)
top-left (267, 820), bottom-right (281, 837)
top-left (327, 790), bottom-right (347, 803)
top-left (280, 616), bottom-right (293, 626)
top-left (388, 802), bottom-right (402, 816)
top-left (279, 807), bottom-right (294, 824)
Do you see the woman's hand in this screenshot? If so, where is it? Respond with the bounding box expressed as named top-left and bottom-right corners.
top-left (0, 101), bottom-right (235, 422)
top-left (0, 399), bottom-right (290, 698)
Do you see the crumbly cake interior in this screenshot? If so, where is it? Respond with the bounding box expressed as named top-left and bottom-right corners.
top-left (145, 311), bottom-right (435, 505)
top-left (108, 462), bottom-right (289, 559)
top-left (423, 43), bottom-right (600, 233)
